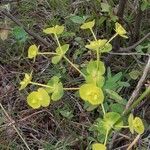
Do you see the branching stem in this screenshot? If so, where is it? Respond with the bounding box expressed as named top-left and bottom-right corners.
top-left (30, 82), bottom-right (79, 91)
top-left (38, 52), bottom-right (57, 55)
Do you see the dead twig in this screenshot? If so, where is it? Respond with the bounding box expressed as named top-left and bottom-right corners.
top-left (0, 10), bottom-right (50, 47)
top-left (108, 52), bottom-right (150, 56)
top-left (127, 134), bottom-right (141, 150)
top-left (120, 32), bottom-right (150, 52)
top-left (124, 56), bottom-right (150, 111)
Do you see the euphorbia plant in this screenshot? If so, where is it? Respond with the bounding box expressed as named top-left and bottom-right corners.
top-left (19, 20), bottom-right (145, 149)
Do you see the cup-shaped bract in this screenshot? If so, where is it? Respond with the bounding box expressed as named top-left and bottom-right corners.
top-left (79, 84), bottom-right (104, 105)
top-left (80, 20), bottom-right (95, 29)
top-left (133, 117), bottom-right (145, 134)
top-left (28, 44), bottom-right (38, 59)
top-left (46, 76), bottom-right (64, 101)
top-left (43, 25), bottom-right (64, 35)
top-left (128, 113), bottom-right (134, 134)
top-left (19, 73), bottom-right (32, 90)
top-left (115, 22), bottom-right (128, 38)
top-left (92, 143), bottom-right (106, 150)
top-left (27, 88), bottom-right (50, 109)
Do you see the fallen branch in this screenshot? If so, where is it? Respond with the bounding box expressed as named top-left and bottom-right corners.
top-left (108, 52), bottom-right (150, 56)
top-left (120, 32), bottom-right (150, 52)
top-left (0, 10), bottom-right (50, 47)
top-left (124, 55), bottom-right (150, 112)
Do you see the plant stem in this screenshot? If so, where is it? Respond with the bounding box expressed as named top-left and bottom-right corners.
top-left (115, 125), bottom-right (129, 128)
top-left (63, 55), bottom-right (86, 78)
top-left (30, 82), bottom-right (79, 91)
top-left (30, 82), bottom-right (53, 89)
top-left (0, 103), bottom-right (31, 150)
top-left (54, 34), bottom-right (62, 53)
top-left (64, 87), bottom-right (79, 90)
top-left (90, 28), bottom-right (100, 68)
top-left (101, 103), bottom-right (106, 115)
top-left (54, 33), bottom-right (86, 78)
top-left (107, 33), bottom-right (118, 43)
top-left (90, 28), bottom-right (97, 41)
top-left (38, 52), bottom-right (57, 55)
top-left (104, 129), bottom-right (109, 146)
top-left (96, 48), bottom-right (100, 70)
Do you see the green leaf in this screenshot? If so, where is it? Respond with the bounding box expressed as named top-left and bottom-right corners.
top-left (84, 101), bottom-right (99, 111)
top-left (129, 70), bottom-right (140, 80)
top-left (80, 20), bottom-right (95, 29)
top-left (59, 110), bottom-right (73, 119)
top-left (105, 89), bottom-right (126, 105)
top-left (46, 76), bottom-right (59, 93)
top-left (110, 103), bottom-right (124, 114)
top-left (12, 26), bottom-right (28, 42)
top-left (101, 42), bottom-right (112, 53)
top-left (104, 112), bottom-right (123, 130)
top-left (43, 25), bottom-right (64, 35)
top-left (51, 82), bottom-right (64, 101)
top-left (70, 15), bottom-right (85, 24)
top-left (104, 72), bottom-right (123, 90)
top-left (52, 44), bottom-right (69, 64)
top-left (56, 44), bottom-right (69, 55)
top-left (86, 74), bottom-right (105, 88)
top-left (46, 76), bottom-right (64, 101)
top-left (96, 112), bottom-right (123, 136)
top-left (51, 55), bottom-right (61, 64)
top-left (101, 2), bottom-right (110, 12)
top-left (61, 31), bottom-right (76, 38)
top-left (85, 60), bottom-right (105, 87)
top-left (86, 60), bottom-right (106, 75)
top-left (141, 0), bottom-right (150, 11)
top-left (118, 81), bottom-right (130, 87)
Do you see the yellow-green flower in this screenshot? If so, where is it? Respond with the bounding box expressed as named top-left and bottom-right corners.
top-left (27, 88), bottom-right (50, 109)
top-left (92, 143), bottom-right (106, 150)
top-left (19, 73), bottom-right (32, 90)
top-left (128, 113), bottom-right (134, 134)
top-left (79, 84), bottom-right (104, 105)
top-left (28, 44), bottom-right (38, 59)
top-left (128, 114), bottom-right (145, 134)
top-left (43, 25), bottom-right (64, 35)
top-left (133, 117), bottom-right (145, 134)
top-left (85, 39), bottom-right (107, 51)
top-left (80, 20), bottom-right (95, 29)
top-left (115, 22), bottom-right (128, 38)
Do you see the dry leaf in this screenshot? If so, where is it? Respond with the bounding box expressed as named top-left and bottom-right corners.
top-left (0, 28), bottom-right (9, 41)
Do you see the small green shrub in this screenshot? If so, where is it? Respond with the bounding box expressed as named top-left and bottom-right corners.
top-left (19, 20), bottom-right (145, 149)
